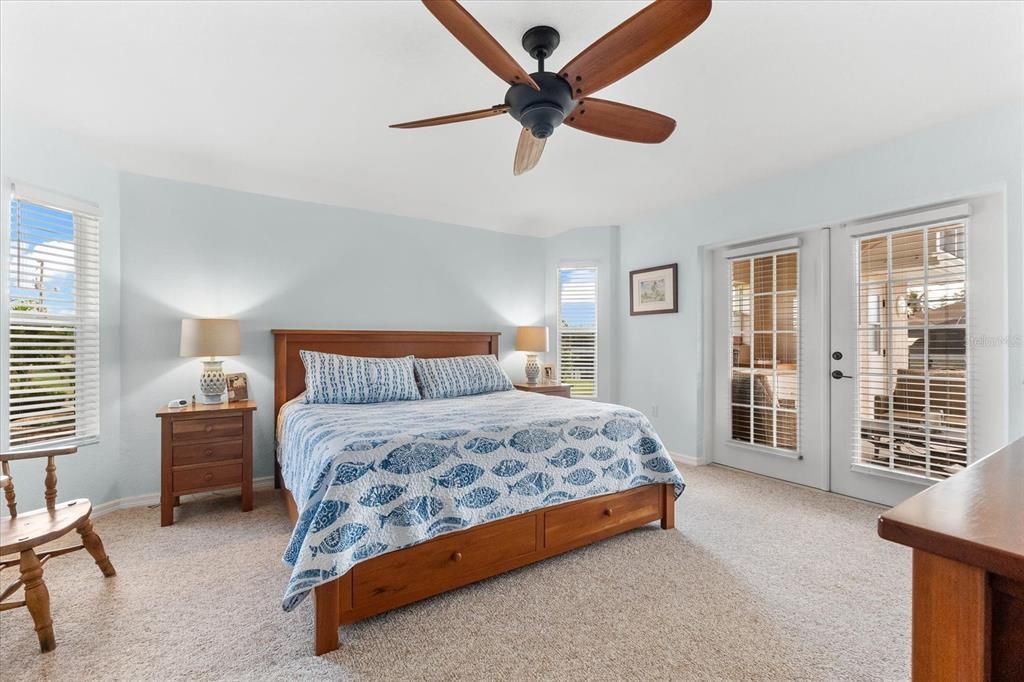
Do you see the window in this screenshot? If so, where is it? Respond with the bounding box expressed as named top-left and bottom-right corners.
top-left (854, 222), bottom-right (968, 480)
top-left (557, 266), bottom-right (597, 398)
top-left (3, 185), bottom-right (100, 450)
top-left (729, 250), bottom-right (799, 450)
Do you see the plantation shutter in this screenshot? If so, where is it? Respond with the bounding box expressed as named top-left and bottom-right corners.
top-left (4, 184), bottom-right (100, 450)
top-left (852, 219), bottom-right (969, 480)
top-left (557, 266), bottom-right (598, 398)
top-left (727, 245), bottom-right (800, 451)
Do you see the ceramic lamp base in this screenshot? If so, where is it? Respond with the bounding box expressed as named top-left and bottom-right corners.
top-left (524, 353), bottom-right (541, 384)
top-left (198, 359), bottom-right (228, 404)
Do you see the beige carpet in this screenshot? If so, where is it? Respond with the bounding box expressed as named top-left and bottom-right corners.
top-left (0, 464), bottom-right (910, 681)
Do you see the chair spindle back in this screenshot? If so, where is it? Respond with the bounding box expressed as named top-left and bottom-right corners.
top-left (0, 447), bottom-right (77, 518)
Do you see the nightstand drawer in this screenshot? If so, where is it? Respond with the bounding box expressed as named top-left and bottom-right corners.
top-left (172, 461), bottom-right (242, 492)
top-left (171, 416), bottom-right (243, 443)
top-left (172, 440), bottom-right (242, 466)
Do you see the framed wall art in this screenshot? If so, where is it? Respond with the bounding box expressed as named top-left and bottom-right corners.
top-left (629, 263), bottom-right (678, 315)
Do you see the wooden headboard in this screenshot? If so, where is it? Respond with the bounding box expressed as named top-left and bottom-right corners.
top-left (271, 329), bottom-right (500, 417)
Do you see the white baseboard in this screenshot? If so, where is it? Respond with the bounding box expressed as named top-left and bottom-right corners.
top-left (670, 451), bottom-right (709, 467)
top-left (91, 476), bottom-right (276, 519)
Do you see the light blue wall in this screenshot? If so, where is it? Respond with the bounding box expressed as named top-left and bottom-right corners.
top-left (118, 174), bottom-right (546, 499)
top-left (544, 225), bottom-right (620, 402)
top-left (616, 102), bottom-right (1024, 458)
top-left (0, 116), bottom-right (123, 511)
top-left (2, 101), bottom-right (1019, 508)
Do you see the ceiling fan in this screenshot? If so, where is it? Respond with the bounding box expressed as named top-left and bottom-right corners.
top-left (390, 0), bottom-right (712, 175)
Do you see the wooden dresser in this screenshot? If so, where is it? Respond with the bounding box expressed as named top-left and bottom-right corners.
top-left (155, 400), bottom-right (256, 526)
top-left (514, 382), bottom-right (572, 398)
top-left (878, 437), bottom-right (1023, 681)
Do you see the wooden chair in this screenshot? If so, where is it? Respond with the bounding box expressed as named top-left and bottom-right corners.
top-left (0, 447), bottom-right (115, 653)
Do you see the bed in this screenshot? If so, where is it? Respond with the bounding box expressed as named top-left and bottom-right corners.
top-left (273, 330), bottom-right (684, 655)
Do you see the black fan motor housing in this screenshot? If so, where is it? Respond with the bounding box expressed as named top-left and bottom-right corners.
top-left (505, 72), bottom-right (577, 140)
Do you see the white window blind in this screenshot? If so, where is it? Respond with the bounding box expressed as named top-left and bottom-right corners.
top-left (557, 266), bottom-right (597, 398)
top-left (728, 250), bottom-right (800, 451)
top-left (5, 187), bottom-right (100, 450)
top-left (853, 221), bottom-right (968, 481)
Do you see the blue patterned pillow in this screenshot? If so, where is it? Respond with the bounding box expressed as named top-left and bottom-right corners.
top-left (300, 351), bottom-right (420, 404)
top-left (414, 354), bottom-right (513, 399)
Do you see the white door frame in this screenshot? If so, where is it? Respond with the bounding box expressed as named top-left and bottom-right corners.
top-left (706, 230), bottom-right (831, 490)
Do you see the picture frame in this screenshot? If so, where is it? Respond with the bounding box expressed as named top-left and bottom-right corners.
top-left (542, 364), bottom-right (555, 382)
top-left (629, 263), bottom-right (678, 315)
top-left (225, 372), bottom-right (249, 401)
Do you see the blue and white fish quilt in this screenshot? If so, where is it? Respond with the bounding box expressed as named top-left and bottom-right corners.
top-left (278, 389), bottom-right (684, 610)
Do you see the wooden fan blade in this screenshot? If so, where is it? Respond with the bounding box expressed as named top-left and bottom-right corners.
top-left (390, 105), bottom-right (510, 129)
top-left (559, 0), bottom-right (711, 100)
top-left (422, 1), bottom-right (539, 90)
top-left (513, 128), bottom-right (546, 176)
top-left (564, 98), bottom-right (676, 143)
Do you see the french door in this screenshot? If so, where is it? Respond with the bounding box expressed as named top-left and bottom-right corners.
top-left (713, 198), bottom-right (1007, 506)
top-left (711, 231), bottom-right (829, 490)
top-left (829, 206), bottom-right (972, 504)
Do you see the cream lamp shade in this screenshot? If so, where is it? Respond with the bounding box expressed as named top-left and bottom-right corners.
top-left (179, 319), bottom-right (241, 358)
top-left (515, 326), bottom-right (548, 385)
top-left (514, 326), bottom-right (549, 353)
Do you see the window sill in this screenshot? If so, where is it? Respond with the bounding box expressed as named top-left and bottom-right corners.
top-left (850, 462), bottom-right (937, 486)
top-left (727, 439), bottom-right (802, 460)
top-left (9, 436), bottom-right (99, 453)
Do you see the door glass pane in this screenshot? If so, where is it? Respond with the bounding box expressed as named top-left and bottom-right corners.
top-left (753, 407), bottom-right (774, 447)
top-left (853, 222), bottom-right (968, 480)
top-left (753, 256), bottom-right (773, 294)
top-left (753, 294), bottom-right (774, 331)
top-left (729, 251), bottom-right (799, 451)
top-left (752, 332), bottom-right (773, 367)
top-left (730, 260), bottom-right (752, 368)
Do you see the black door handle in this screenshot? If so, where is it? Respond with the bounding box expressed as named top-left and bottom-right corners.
top-left (831, 370), bottom-right (853, 380)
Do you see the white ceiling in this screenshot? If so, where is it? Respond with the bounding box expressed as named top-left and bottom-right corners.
top-left (1, 1), bottom-right (1021, 237)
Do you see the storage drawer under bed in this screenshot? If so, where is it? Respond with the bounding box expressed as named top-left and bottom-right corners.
top-left (543, 484), bottom-right (662, 549)
top-left (351, 513), bottom-right (538, 609)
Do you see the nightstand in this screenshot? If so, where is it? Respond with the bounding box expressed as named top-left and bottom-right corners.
top-left (155, 400), bottom-right (256, 526)
top-left (514, 382), bottom-right (572, 398)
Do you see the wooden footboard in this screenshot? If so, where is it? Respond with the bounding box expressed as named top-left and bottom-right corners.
top-left (283, 482), bottom-right (676, 655)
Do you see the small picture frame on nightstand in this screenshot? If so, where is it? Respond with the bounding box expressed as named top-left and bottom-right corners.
top-left (542, 364), bottom-right (555, 382)
top-left (226, 372), bottom-right (248, 401)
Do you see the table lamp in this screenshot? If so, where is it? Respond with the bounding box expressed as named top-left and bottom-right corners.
top-left (180, 319), bottom-right (241, 404)
top-left (515, 326), bottom-right (549, 385)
